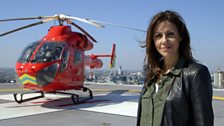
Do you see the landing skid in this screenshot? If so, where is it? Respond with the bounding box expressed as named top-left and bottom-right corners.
top-left (13, 87), bottom-right (93, 104)
top-left (14, 91), bottom-right (45, 104)
top-left (82, 87), bottom-right (93, 98)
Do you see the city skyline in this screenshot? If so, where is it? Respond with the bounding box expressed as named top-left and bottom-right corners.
top-left (0, 0), bottom-right (224, 71)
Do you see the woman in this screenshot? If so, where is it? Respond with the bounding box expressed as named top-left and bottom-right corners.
top-left (137, 10), bottom-right (214, 126)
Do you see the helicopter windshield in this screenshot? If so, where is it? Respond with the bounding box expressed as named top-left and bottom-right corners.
top-left (17, 41), bottom-right (65, 63)
top-left (33, 42), bottom-right (65, 62)
top-left (17, 41), bottom-right (40, 63)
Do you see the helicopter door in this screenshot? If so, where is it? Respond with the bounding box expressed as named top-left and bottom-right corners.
top-left (71, 49), bottom-right (84, 83)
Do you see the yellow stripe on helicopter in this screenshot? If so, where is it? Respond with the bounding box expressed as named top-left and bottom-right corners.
top-left (19, 74), bottom-right (37, 85)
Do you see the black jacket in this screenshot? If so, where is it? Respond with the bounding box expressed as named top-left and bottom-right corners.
top-left (136, 62), bottom-right (214, 126)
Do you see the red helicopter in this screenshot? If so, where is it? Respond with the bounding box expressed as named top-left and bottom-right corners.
top-left (0, 14), bottom-right (144, 104)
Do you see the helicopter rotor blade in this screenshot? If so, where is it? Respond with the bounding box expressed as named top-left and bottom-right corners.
top-left (67, 20), bottom-right (97, 43)
top-left (86, 20), bottom-right (146, 32)
top-left (0, 18), bottom-right (54, 37)
top-left (58, 14), bottom-right (145, 32)
top-left (0, 16), bottom-right (54, 22)
top-left (65, 15), bottom-right (105, 28)
top-left (0, 17), bottom-right (42, 22)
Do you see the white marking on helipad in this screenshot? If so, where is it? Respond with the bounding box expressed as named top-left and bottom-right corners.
top-left (0, 94), bottom-right (67, 120)
top-left (0, 93), bottom-right (138, 120)
top-left (80, 101), bottom-right (137, 116)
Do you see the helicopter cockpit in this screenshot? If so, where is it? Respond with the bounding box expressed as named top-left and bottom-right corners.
top-left (34, 42), bottom-right (65, 62)
top-left (17, 41), bottom-right (65, 63)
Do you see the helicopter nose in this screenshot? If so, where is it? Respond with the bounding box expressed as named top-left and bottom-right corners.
top-left (36, 63), bottom-right (59, 86)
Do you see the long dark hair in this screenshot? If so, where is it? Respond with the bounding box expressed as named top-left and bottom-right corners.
top-left (143, 10), bottom-right (195, 83)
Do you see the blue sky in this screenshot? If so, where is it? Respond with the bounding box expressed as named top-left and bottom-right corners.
top-left (0, 0), bottom-right (224, 71)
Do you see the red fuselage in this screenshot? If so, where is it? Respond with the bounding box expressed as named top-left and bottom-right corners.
top-left (16, 25), bottom-right (93, 92)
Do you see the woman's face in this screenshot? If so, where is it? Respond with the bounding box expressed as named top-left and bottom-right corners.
top-left (153, 21), bottom-right (181, 60)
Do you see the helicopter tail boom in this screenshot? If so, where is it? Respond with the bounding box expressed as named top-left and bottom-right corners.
top-left (85, 43), bottom-right (116, 69)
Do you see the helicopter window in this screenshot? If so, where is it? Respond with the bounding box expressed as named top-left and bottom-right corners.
top-left (34, 42), bottom-right (65, 62)
top-left (74, 51), bottom-right (82, 64)
top-left (17, 41), bottom-right (40, 63)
